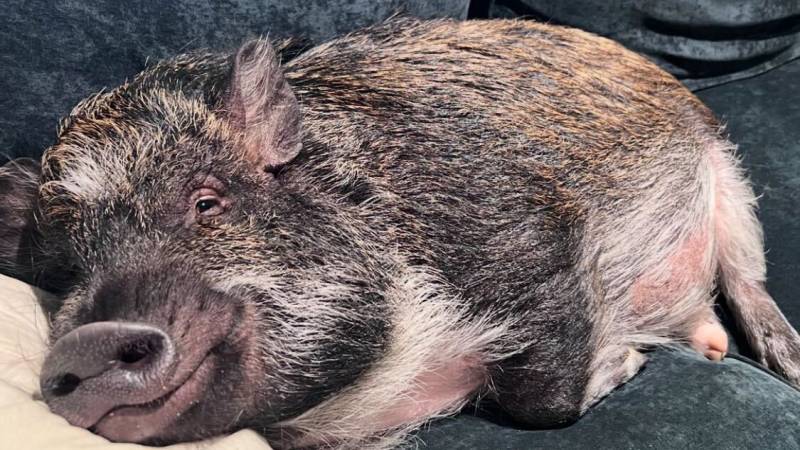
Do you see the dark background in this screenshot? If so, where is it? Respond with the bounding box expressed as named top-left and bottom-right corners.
top-left (1, 1), bottom-right (799, 448)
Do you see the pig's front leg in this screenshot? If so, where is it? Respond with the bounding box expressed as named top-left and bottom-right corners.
top-left (489, 270), bottom-right (600, 427)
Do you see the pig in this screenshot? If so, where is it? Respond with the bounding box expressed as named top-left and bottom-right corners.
top-left (1, 17), bottom-right (799, 449)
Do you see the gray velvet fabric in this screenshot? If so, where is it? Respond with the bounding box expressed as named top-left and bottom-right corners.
top-left (0, 0), bottom-right (469, 162)
top-left (487, 0), bottom-right (800, 90)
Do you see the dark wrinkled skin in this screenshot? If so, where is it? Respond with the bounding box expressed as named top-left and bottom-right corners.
top-left (2, 17), bottom-right (799, 449)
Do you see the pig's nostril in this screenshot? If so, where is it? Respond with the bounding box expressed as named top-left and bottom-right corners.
top-left (44, 373), bottom-right (82, 397)
top-left (117, 338), bottom-right (163, 366)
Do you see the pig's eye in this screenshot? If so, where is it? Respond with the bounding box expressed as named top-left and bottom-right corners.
top-left (191, 187), bottom-right (226, 217)
top-left (196, 197), bottom-right (222, 215)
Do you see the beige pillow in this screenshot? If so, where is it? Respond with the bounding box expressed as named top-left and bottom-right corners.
top-left (0, 274), bottom-right (272, 450)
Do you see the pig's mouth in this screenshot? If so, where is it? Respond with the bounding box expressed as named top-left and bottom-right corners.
top-left (89, 347), bottom-right (219, 443)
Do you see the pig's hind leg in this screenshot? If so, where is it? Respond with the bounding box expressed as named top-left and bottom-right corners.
top-left (584, 135), bottom-right (800, 408)
top-left (580, 143), bottom-right (734, 409)
top-left (581, 242), bottom-right (728, 411)
top-left (621, 136), bottom-right (800, 374)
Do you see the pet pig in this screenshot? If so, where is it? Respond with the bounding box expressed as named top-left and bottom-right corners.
top-left (1, 17), bottom-right (799, 449)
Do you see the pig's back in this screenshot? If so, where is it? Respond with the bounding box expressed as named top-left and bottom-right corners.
top-left (285, 17), bottom-right (715, 197)
top-left (283, 18), bottom-right (721, 304)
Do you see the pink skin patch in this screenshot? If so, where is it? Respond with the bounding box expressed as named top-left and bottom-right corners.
top-left (631, 229), bottom-right (710, 315)
top-left (371, 357), bottom-right (485, 431)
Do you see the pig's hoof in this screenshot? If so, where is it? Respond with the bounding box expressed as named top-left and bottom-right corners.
top-left (691, 321), bottom-right (728, 361)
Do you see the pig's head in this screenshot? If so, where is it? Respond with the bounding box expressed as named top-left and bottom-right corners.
top-left (0, 40), bottom-right (390, 445)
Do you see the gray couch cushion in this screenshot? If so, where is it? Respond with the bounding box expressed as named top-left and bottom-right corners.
top-left (487, 0), bottom-right (800, 90)
top-left (0, 0), bottom-right (469, 161)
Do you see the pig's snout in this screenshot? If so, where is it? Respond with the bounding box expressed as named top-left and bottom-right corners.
top-left (40, 322), bottom-right (177, 429)
top-left (37, 269), bottom-right (254, 444)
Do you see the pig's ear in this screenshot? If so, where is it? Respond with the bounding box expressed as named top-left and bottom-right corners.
top-left (0, 158), bottom-right (40, 284)
top-left (225, 39), bottom-right (302, 171)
